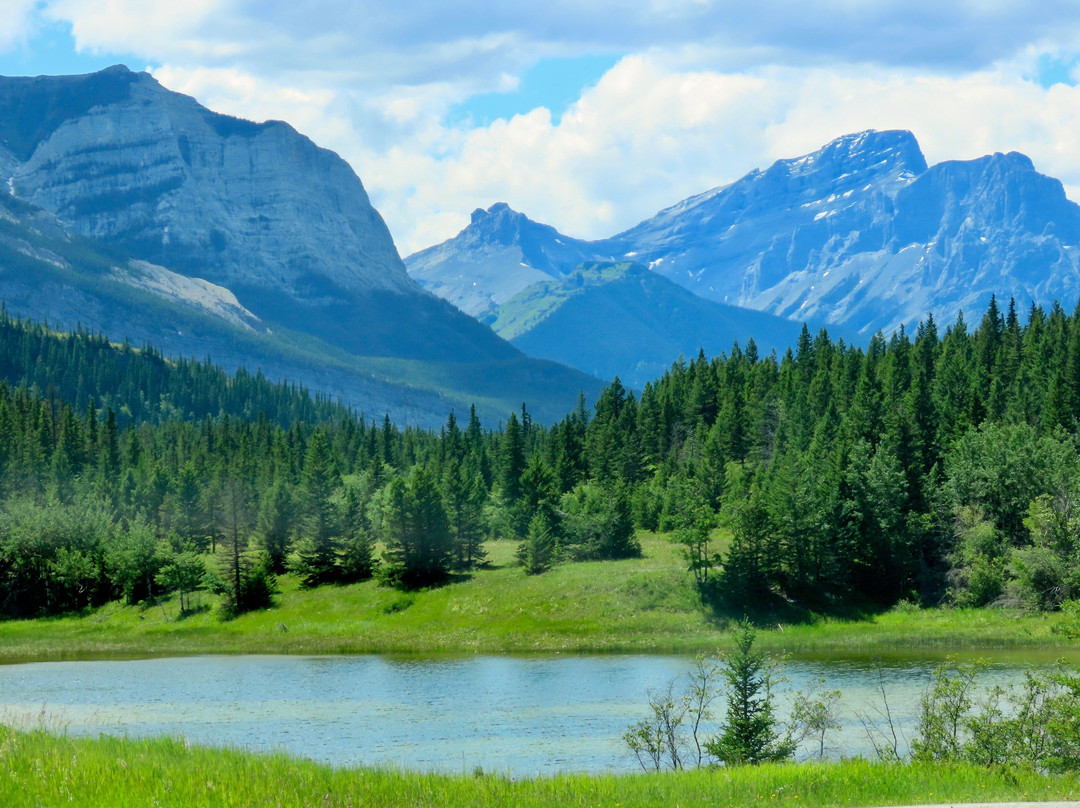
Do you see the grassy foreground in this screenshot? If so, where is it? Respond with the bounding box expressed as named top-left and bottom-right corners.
top-left (3, 725), bottom-right (1080, 808)
top-left (1, 534), bottom-right (1079, 663)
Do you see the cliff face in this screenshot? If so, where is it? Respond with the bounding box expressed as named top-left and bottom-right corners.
top-left (5, 66), bottom-right (411, 299)
top-left (0, 65), bottom-right (522, 362)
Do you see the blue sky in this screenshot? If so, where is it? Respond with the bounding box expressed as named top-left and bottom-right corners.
top-left (448, 55), bottom-right (621, 127)
top-left (4, 2), bottom-right (1080, 254)
top-left (0, 17), bottom-right (140, 77)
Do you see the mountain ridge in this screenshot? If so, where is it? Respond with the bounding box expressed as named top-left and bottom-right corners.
top-left (490, 261), bottom-right (846, 388)
top-left (0, 65), bottom-right (604, 425)
top-left (408, 129), bottom-right (1080, 338)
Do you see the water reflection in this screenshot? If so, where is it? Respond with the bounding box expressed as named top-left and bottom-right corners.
top-left (0, 654), bottom-right (1045, 774)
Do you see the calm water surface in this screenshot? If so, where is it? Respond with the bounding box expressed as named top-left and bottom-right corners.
top-left (0, 654), bottom-right (1048, 774)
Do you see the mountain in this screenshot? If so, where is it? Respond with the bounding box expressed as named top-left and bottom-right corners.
top-left (602, 130), bottom-right (1080, 335)
top-left (0, 66), bottom-right (603, 425)
top-left (0, 191), bottom-right (502, 424)
top-left (409, 130), bottom-right (1080, 337)
top-left (489, 262), bottom-right (837, 388)
top-left (406, 202), bottom-right (600, 318)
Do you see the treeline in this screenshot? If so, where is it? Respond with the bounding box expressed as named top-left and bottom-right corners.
top-left (626, 296), bottom-right (1080, 612)
top-left (0, 307), bottom-right (352, 428)
top-left (2, 295), bottom-right (1080, 619)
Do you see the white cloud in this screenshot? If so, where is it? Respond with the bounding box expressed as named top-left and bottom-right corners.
top-left (0, 0), bottom-right (40, 52)
top-left (150, 65), bottom-right (352, 145)
top-left (45, 0), bottom-right (224, 57)
top-left (25, 1), bottom-right (1080, 255)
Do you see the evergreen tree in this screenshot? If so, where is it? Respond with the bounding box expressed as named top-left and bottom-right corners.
top-left (499, 412), bottom-right (526, 504)
top-left (336, 481), bottom-right (376, 582)
top-left (256, 479), bottom-right (295, 574)
top-left (442, 458), bottom-right (486, 570)
top-left (380, 465), bottom-right (453, 589)
top-left (521, 504), bottom-right (558, 575)
top-left (289, 431), bottom-right (340, 587)
top-left (705, 621), bottom-right (794, 765)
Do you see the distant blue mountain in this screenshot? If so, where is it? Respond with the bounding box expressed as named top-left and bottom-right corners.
top-left (408, 130), bottom-right (1080, 339)
top-left (489, 262), bottom-right (846, 389)
top-left (406, 202), bottom-right (598, 318)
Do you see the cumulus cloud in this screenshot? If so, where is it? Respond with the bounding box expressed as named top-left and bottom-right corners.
top-left (0, 0), bottom-right (41, 52)
top-left (27, 1), bottom-right (1080, 255)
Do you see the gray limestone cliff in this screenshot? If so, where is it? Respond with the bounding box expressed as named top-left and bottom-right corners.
top-left (4, 66), bottom-right (411, 299)
top-left (0, 65), bottom-right (520, 362)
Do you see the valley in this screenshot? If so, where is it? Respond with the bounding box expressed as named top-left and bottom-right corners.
top-left (4, 62), bottom-right (1080, 808)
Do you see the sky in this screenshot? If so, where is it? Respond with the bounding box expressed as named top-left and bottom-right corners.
top-left (3, 2), bottom-right (1080, 256)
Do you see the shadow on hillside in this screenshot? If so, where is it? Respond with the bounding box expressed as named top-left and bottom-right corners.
top-left (696, 578), bottom-right (886, 629)
top-left (379, 569), bottom-right (475, 593)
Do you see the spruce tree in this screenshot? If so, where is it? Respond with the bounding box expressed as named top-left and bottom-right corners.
top-left (705, 621), bottom-right (794, 765)
top-left (289, 430), bottom-right (340, 586)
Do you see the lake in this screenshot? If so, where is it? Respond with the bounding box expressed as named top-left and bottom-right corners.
top-left (0, 653), bottom-right (1048, 775)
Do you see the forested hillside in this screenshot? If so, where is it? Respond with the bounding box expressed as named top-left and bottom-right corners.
top-left (1, 296), bottom-right (1079, 620)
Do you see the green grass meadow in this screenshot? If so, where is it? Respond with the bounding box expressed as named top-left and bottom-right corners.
top-left (1, 533), bottom-right (1079, 663)
top-left (4, 724), bottom-right (1080, 808)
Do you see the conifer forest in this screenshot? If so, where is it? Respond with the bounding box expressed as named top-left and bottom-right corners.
top-left (2, 295), bottom-right (1080, 620)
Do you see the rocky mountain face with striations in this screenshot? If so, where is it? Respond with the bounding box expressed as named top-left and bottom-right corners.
top-left (2, 68), bottom-right (406, 300)
top-left (410, 130), bottom-right (1080, 338)
top-left (406, 202), bottom-right (600, 318)
top-left (0, 66), bottom-right (603, 425)
top-left (0, 65), bottom-right (519, 362)
top-left (603, 130), bottom-right (1080, 335)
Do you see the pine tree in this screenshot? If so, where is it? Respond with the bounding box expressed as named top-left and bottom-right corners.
top-left (499, 412), bottom-right (526, 504)
top-left (521, 505), bottom-right (558, 575)
top-left (442, 458), bottom-right (486, 570)
top-left (256, 479), bottom-right (295, 574)
top-left (289, 430), bottom-right (340, 586)
top-left (705, 621), bottom-right (794, 765)
top-left (380, 465), bottom-right (453, 589)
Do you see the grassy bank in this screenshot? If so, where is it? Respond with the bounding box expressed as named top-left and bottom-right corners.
top-left (1, 534), bottom-right (1078, 663)
top-left (2, 725), bottom-right (1078, 808)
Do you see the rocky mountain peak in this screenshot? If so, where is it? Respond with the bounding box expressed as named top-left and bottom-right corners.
top-left (892, 148), bottom-right (1080, 247)
top-left (2, 65), bottom-right (417, 314)
top-left (464, 202), bottom-right (541, 247)
top-left (411, 129), bottom-right (1080, 340)
top-left (407, 202), bottom-right (601, 317)
top-left (470, 201), bottom-right (512, 224)
top-left (743, 129), bottom-right (926, 209)
top-left (797, 129), bottom-right (927, 177)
